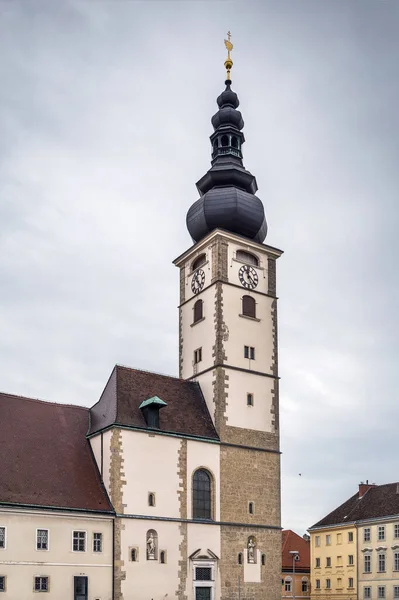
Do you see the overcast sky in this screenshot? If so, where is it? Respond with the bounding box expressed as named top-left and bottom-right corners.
top-left (1, 0), bottom-right (399, 534)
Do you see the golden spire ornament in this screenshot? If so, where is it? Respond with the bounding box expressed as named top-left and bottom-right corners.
top-left (224, 31), bottom-right (233, 81)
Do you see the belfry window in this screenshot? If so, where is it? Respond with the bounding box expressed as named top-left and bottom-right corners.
top-left (236, 250), bottom-right (259, 266)
top-left (221, 135), bottom-right (229, 147)
top-left (242, 295), bottom-right (256, 318)
top-left (231, 136), bottom-right (238, 148)
top-left (192, 254), bottom-right (206, 271)
top-left (193, 469), bottom-right (212, 520)
top-left (193, 299), bottom-right (203, 323)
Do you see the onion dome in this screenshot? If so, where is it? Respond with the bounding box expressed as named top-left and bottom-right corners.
top-left (186, 34), bottom-right (268, 244)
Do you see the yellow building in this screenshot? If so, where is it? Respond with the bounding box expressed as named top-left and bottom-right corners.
top-left (309, 523), bottom-right (357, 600)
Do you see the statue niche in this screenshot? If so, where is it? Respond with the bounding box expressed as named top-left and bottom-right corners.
top-left (247, 535), bottom-right (256, 564)
top-left (146, 529), bottom-right (158, 560)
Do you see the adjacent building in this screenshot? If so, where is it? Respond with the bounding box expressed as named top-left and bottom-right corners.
top-left (0, 40), bottom-right (283, 600)
top-left (282, 530), bottom-right (310, 600)
top-left (309, 482), bottom-right (399, 600)
top-left (0, 394), bottom-right (114, 599)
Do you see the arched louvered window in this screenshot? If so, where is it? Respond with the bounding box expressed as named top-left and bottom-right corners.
top-left (221, 134), bottom-right (229, 147)
top-left (192, 254), bottom-right (206, 271)
top-left (193, 299), bottom-right (203, 323)
top-left (193, 469), bottom-right (212, 520)
top-left (236, 250), bottom-right (259, 266)
top-left (242, 295), bottom-right (256, 318)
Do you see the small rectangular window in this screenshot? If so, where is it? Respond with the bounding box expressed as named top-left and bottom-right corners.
top-left (36, 529), bottom-right (48, 551)
top-left (349, 578), bottom-right (354, 588)
top-left (326, 534), bottom-right (331, 545)
top-left (394, 552), bottom-right (399, 571)
top-left (315, 536), bottom-right (320, 547)
top-left (348, 531), bottom-right (354, 542)
top-left (0, 577), bottom-right (5, 592)
top-left (244, 346), bottom-right (255, 359)
top-left (364, 587), bottom-right (371, 599)
top-left (194, 348), bottom-right (202, 364)
top-left (337, 533), bottom-right (342, 544)
top-left (93, 533), bottom-right (102, 553)
top-left (378, 587), bottom-right (385, 599)
top-left (326, 579), bottom-right (331, 589)
top-left (315, 557), bottom-right (320, 568)
top-left (394, 586), bottom-right (399, 599)
top-left (0, 529), bottom-right (5, 550)
top-left (364, 528), bottom-right (371, 542)
top-left (395, 525), bottom-right (399, 539)
top-left (364, 555), bottom-right (371, 573)
top-left (337, 578), bottom-right (342, 589)
top-left (378, 526), bottom-right (385, 541)
top-left (34, 576), bottom-right (49, 592)
top-left (316, 579), bottom-right (321, 589)
top-left (247, 393), bottom-right (253, 406)
top-left (348, 555), bottom-right (354, 565)
top-left (248, 502), bottom-right (254, 514)
top-left (326, 557), bottom-right (331, 567)
top-left (72, 531), bottom-right (86, 552)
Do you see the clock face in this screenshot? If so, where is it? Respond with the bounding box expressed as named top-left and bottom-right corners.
top-left (191, 269), bottom-right (205, 294)
top-left (239, 265), bottom-right (259, 289)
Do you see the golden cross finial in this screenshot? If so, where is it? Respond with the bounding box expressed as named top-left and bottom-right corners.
top-left (224, 31), bottom-right (233, 81)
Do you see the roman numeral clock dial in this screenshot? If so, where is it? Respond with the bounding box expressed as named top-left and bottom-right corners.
top-left (191, 269), bottom-right (205, 294)
top-left (238, 265), bottom-right (258, 289)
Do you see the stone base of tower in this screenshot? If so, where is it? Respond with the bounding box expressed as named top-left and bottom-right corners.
top-left (220, 527), bottom-right (282, 600)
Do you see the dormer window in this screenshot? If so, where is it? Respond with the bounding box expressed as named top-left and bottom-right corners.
top-left (139, 396), bottom-right (167, 429)
top-left (236, 250), bottom-right (259, 266)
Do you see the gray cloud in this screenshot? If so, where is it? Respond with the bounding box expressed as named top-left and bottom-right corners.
top-left (1, 0), bottom-right (398, 533)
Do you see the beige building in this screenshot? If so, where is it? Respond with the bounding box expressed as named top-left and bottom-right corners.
top-left (309, 482), bottom-right (399, 600)
top-left (0, 44), bottom-right (283, 600)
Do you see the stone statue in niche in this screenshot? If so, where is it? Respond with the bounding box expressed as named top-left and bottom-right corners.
top-left (247, 536), bottom-right (256, 563)
top-left (147, 532), bottom-right (156, 560)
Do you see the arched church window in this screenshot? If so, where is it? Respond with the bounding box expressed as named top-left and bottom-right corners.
top-left (213, 140), bottom-right (218, 152)
top-left (242, 295), bottom-right (256, 318)
top-left (221, 135), bottom-right (229, 147)
top-left (148, 492), bottom-right (155, 507)
top-left (192, 254), bottom-right (206, 271)
top-left (236, 250), bottom-right (259, 266)
top-left (160, 550), bottom-right (167, 564)
top-left (131, 547), bottom-right (138, 562)
top-left (231, 136), bottom-right (238, 148)
top-left (193, 299), bottom-right (203, 323)
top-left (192, 469), bottom-right (212, 520)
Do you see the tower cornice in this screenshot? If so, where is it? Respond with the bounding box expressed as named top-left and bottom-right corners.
top-left (173, 228), bottom-right (283, 268)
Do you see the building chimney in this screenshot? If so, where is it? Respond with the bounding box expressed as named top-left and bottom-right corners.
top-left (359, 480), bottom-right (376, 498)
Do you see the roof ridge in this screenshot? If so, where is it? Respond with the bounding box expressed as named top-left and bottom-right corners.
top-left (115, 363), bottom-right (194, 383)
top-left (0, 390), bottom-right (88, 411)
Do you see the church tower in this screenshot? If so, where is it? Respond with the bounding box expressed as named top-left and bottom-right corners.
top-left (174, 36), bottom-right (282, 600)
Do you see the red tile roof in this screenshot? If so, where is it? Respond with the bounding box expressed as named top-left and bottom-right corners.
top-left (0, 392), bottom-right (112, 512)
top-left (282, 530), bottom-right (310, 571)
top-left (310, 482), bottom-right (399, 529)
top-left (89, 365), bottom-right (219, 440)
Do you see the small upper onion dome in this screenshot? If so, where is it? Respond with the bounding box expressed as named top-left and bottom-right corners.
top-left (211, 105), bottom-right (244, 131)
top-left (217, 83), bottom-right (240, 109)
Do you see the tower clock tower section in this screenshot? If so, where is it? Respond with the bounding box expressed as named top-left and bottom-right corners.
top-left (174, 38), bottom-right (283, 600)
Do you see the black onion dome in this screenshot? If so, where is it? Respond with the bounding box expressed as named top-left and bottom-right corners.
top-left (211, 106), bottom-right (244, 130)
top-left (186, 79), bottom-right (268, 244)
top-left (187, 187), bottom-right (267, 243)
top-left (217, 84), bottom-right (239, 108)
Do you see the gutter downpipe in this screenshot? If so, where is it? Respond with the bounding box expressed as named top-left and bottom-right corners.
top-left (112, 518), bottom-right (115, 600)
top-left (356, 521), bottom-right (359, 600)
